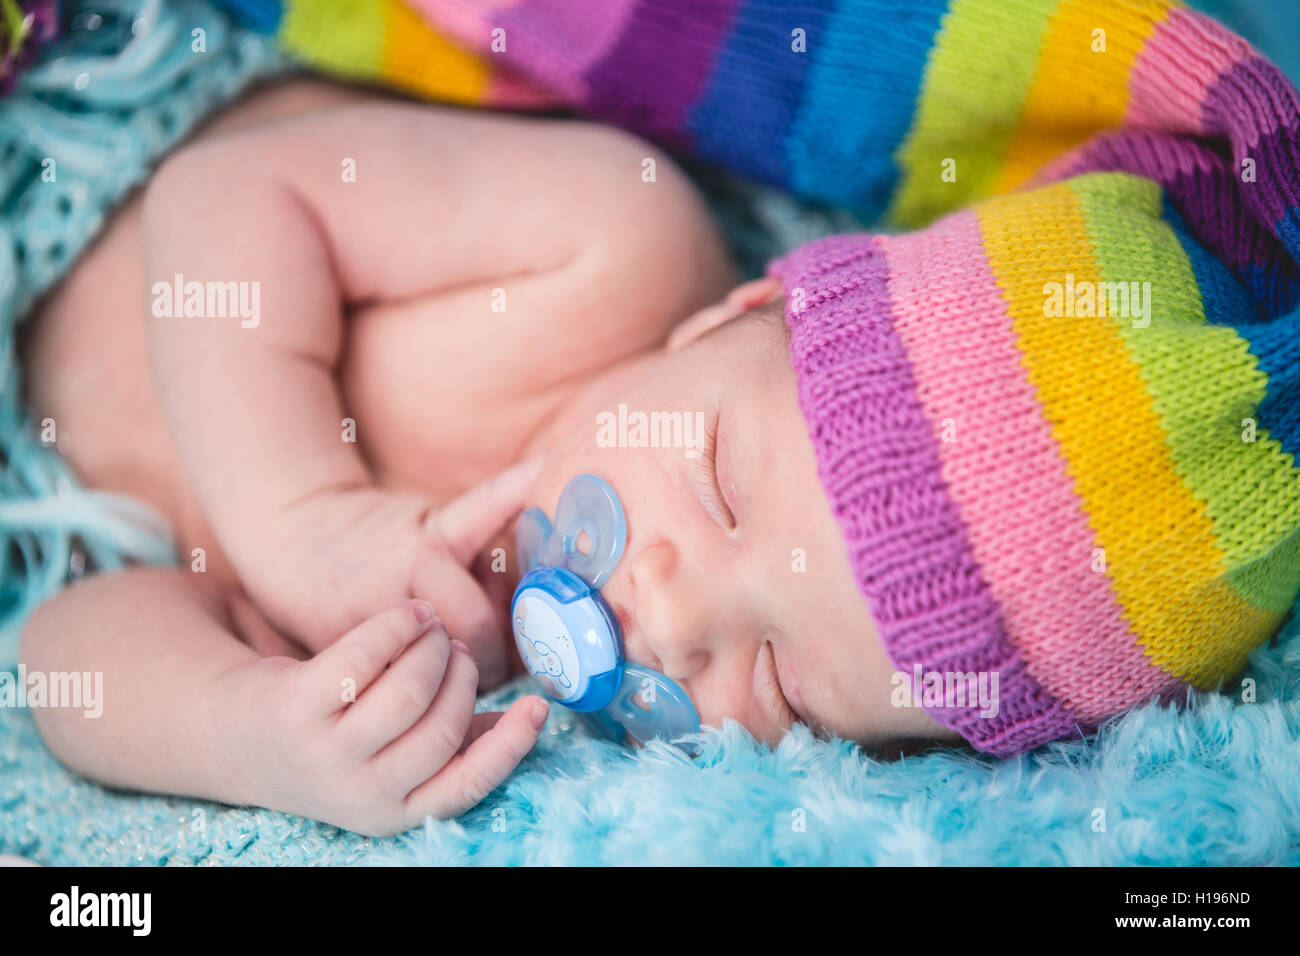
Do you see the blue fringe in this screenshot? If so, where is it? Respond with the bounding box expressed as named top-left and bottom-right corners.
top-left (0, 0), bottom-right (289, 667)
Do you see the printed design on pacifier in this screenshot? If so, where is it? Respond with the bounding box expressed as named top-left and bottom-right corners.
top-left (511, 474), bottom-right (701, 750)
top-left (518, 631), bottom-right (571, 693)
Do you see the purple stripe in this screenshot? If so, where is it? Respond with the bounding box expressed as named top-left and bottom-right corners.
top-left (1203, 57), bottom-right (1300, 253)
top-left (768, 235), bottom-right (1083, 757)
top-left (1248, 116), bottom-right (1300, 233)
top-left (489, 0), bottom-right (639, 102)
top-left (578, 0), bottom-right (741, 150)
top-left (1051, 131), bottom-right (1300, 318)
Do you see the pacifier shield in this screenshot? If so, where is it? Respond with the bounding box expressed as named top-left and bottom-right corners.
top-left (511, 565), bottom-right (623, 711)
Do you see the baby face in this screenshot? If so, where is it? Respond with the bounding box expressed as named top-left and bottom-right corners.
top-left (526, 293), bottom-right (928, 749)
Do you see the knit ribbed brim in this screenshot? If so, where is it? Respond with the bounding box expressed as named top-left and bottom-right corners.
top-left (769, 234), bottom-right (1083, 756)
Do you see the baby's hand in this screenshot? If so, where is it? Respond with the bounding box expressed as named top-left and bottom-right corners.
top-left (242, 460), bottom-right (540, 687)
top-left (221, 599), bottom-right (549, 835)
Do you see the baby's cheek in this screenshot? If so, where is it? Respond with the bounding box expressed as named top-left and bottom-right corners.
top-left (681, 665), bottom-right (764, 740)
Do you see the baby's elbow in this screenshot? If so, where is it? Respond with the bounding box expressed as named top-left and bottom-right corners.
top-left (141, 142), bottom-right (224, 239)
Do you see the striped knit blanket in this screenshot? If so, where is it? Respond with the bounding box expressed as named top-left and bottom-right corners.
top-left (217, 1), bottom-right (1297, 236)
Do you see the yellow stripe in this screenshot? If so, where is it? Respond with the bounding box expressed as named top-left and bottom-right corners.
top-left (977, 180), bottom-right (1278, 686)
top-left (381, 0), bottom-right (490, 105)
top-left (992, 0), bottom-right (1171, 194)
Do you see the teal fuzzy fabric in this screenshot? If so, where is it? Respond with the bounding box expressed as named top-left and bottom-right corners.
top-left (0, 1), bottom-right (290, 667)
top-left (4, 612), bottom-right (1298, 865)
top-left (2, 0), bottom-right (1300, 866)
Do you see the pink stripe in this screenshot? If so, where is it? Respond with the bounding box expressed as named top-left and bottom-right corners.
top-left (1126, 6), bottom-right (1255, 134)
top-left (880, 211), bottom-right (1179, 723)
top-left (406, 0), bottom-right (523, 39)
top-left (485, 69), bottom-right (564, 108)
top-left (413, 0), bottom-right (639, 102)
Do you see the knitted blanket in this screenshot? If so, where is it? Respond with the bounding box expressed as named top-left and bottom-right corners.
top-left (226, 0), bottom-right (1300, 237)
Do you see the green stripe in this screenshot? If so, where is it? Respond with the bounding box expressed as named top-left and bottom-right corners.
top-left (888, 0), bottom-right (1059, 228)
top-left (281, 0), bottom-right (388, 81)
top-left (1073, 172), bottom-right (1300, 614)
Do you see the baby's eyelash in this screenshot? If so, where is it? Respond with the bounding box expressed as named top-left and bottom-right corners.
top-left (690, 413), bottom-right (736, 530)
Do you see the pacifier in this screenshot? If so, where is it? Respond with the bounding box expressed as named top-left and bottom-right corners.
top-left (511, 474), bottom-right (701, 751)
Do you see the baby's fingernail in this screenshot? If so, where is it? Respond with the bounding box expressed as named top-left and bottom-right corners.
top-left (450, 639), bottom-right (472, 655)
top-left (413, 601), bottom-right (435, 624)
top-left (529, 700), bottom-right (550, 730)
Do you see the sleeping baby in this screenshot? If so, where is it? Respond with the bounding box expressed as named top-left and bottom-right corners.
top-left (24, 78), bottom-right (897, 836)
top-left (20, 56), bottom-right (1300, 835)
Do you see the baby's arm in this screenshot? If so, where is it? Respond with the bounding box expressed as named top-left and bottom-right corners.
top-left (143, 102), bottom-right (703, 654)
top-left (144, 102), bottom-right (567, 541)
top-left (22, 568), bottom-right (547, 835)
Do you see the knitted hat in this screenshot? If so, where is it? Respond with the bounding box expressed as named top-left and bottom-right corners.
top-left (767, 146), bottom-right (1300, 757)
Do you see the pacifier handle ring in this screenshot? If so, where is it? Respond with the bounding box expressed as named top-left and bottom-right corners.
top-left (553, 474), bottom-right (626, 588)
top-left (514, 507), bottom-right (554, 578)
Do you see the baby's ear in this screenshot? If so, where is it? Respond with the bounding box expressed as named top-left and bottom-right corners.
top-left (666, 276), bottom-right (784, 352)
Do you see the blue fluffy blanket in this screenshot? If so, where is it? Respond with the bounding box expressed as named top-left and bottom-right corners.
top-left (4, 611), bottom-right (1298, 865)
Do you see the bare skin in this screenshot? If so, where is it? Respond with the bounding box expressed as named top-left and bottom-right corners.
top-left (19, 79), bottom-right (958, 836)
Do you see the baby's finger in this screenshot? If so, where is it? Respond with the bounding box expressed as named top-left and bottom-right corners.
top-left (460, 710), bottom-right (509, 753)
top-left (402, 696), bottom-right (548, 822)
top-left (409, 552), bottom-right (506, 686)
top-left (372, 642), bottom-right (481, 792)
top-left (339, 622), bottom-right (455, 757)
top-left (429, 456), bottom-right (544, 565)
top-left (299, 599), bottom-right (438, 717)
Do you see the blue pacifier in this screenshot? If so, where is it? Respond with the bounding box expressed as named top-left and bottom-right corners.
top-left (511, 474), bottom-right (701, 751)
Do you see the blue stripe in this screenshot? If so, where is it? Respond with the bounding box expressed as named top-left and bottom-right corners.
top-left (786, 0), bottom-right (950, 221)
top-left (1240, 306), bottom-right (1300, 458)
top-left (687, 0), bottom-right (836, 186)
top-left (209, 0), bottom-right (282, 32)
top-left (1166, 197), bottom-right (1300, 457)
top-left (1161, 197), bottom-right (1259, 327)
top-left (1278, 206), bottom-right (1300, 264)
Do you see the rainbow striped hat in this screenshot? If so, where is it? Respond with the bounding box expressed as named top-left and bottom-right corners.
top-left (765, 93), bottom-right (1300, 756)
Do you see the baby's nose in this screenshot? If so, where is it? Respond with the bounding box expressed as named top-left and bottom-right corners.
top-left (624, 540), bottom-right (712, 674)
